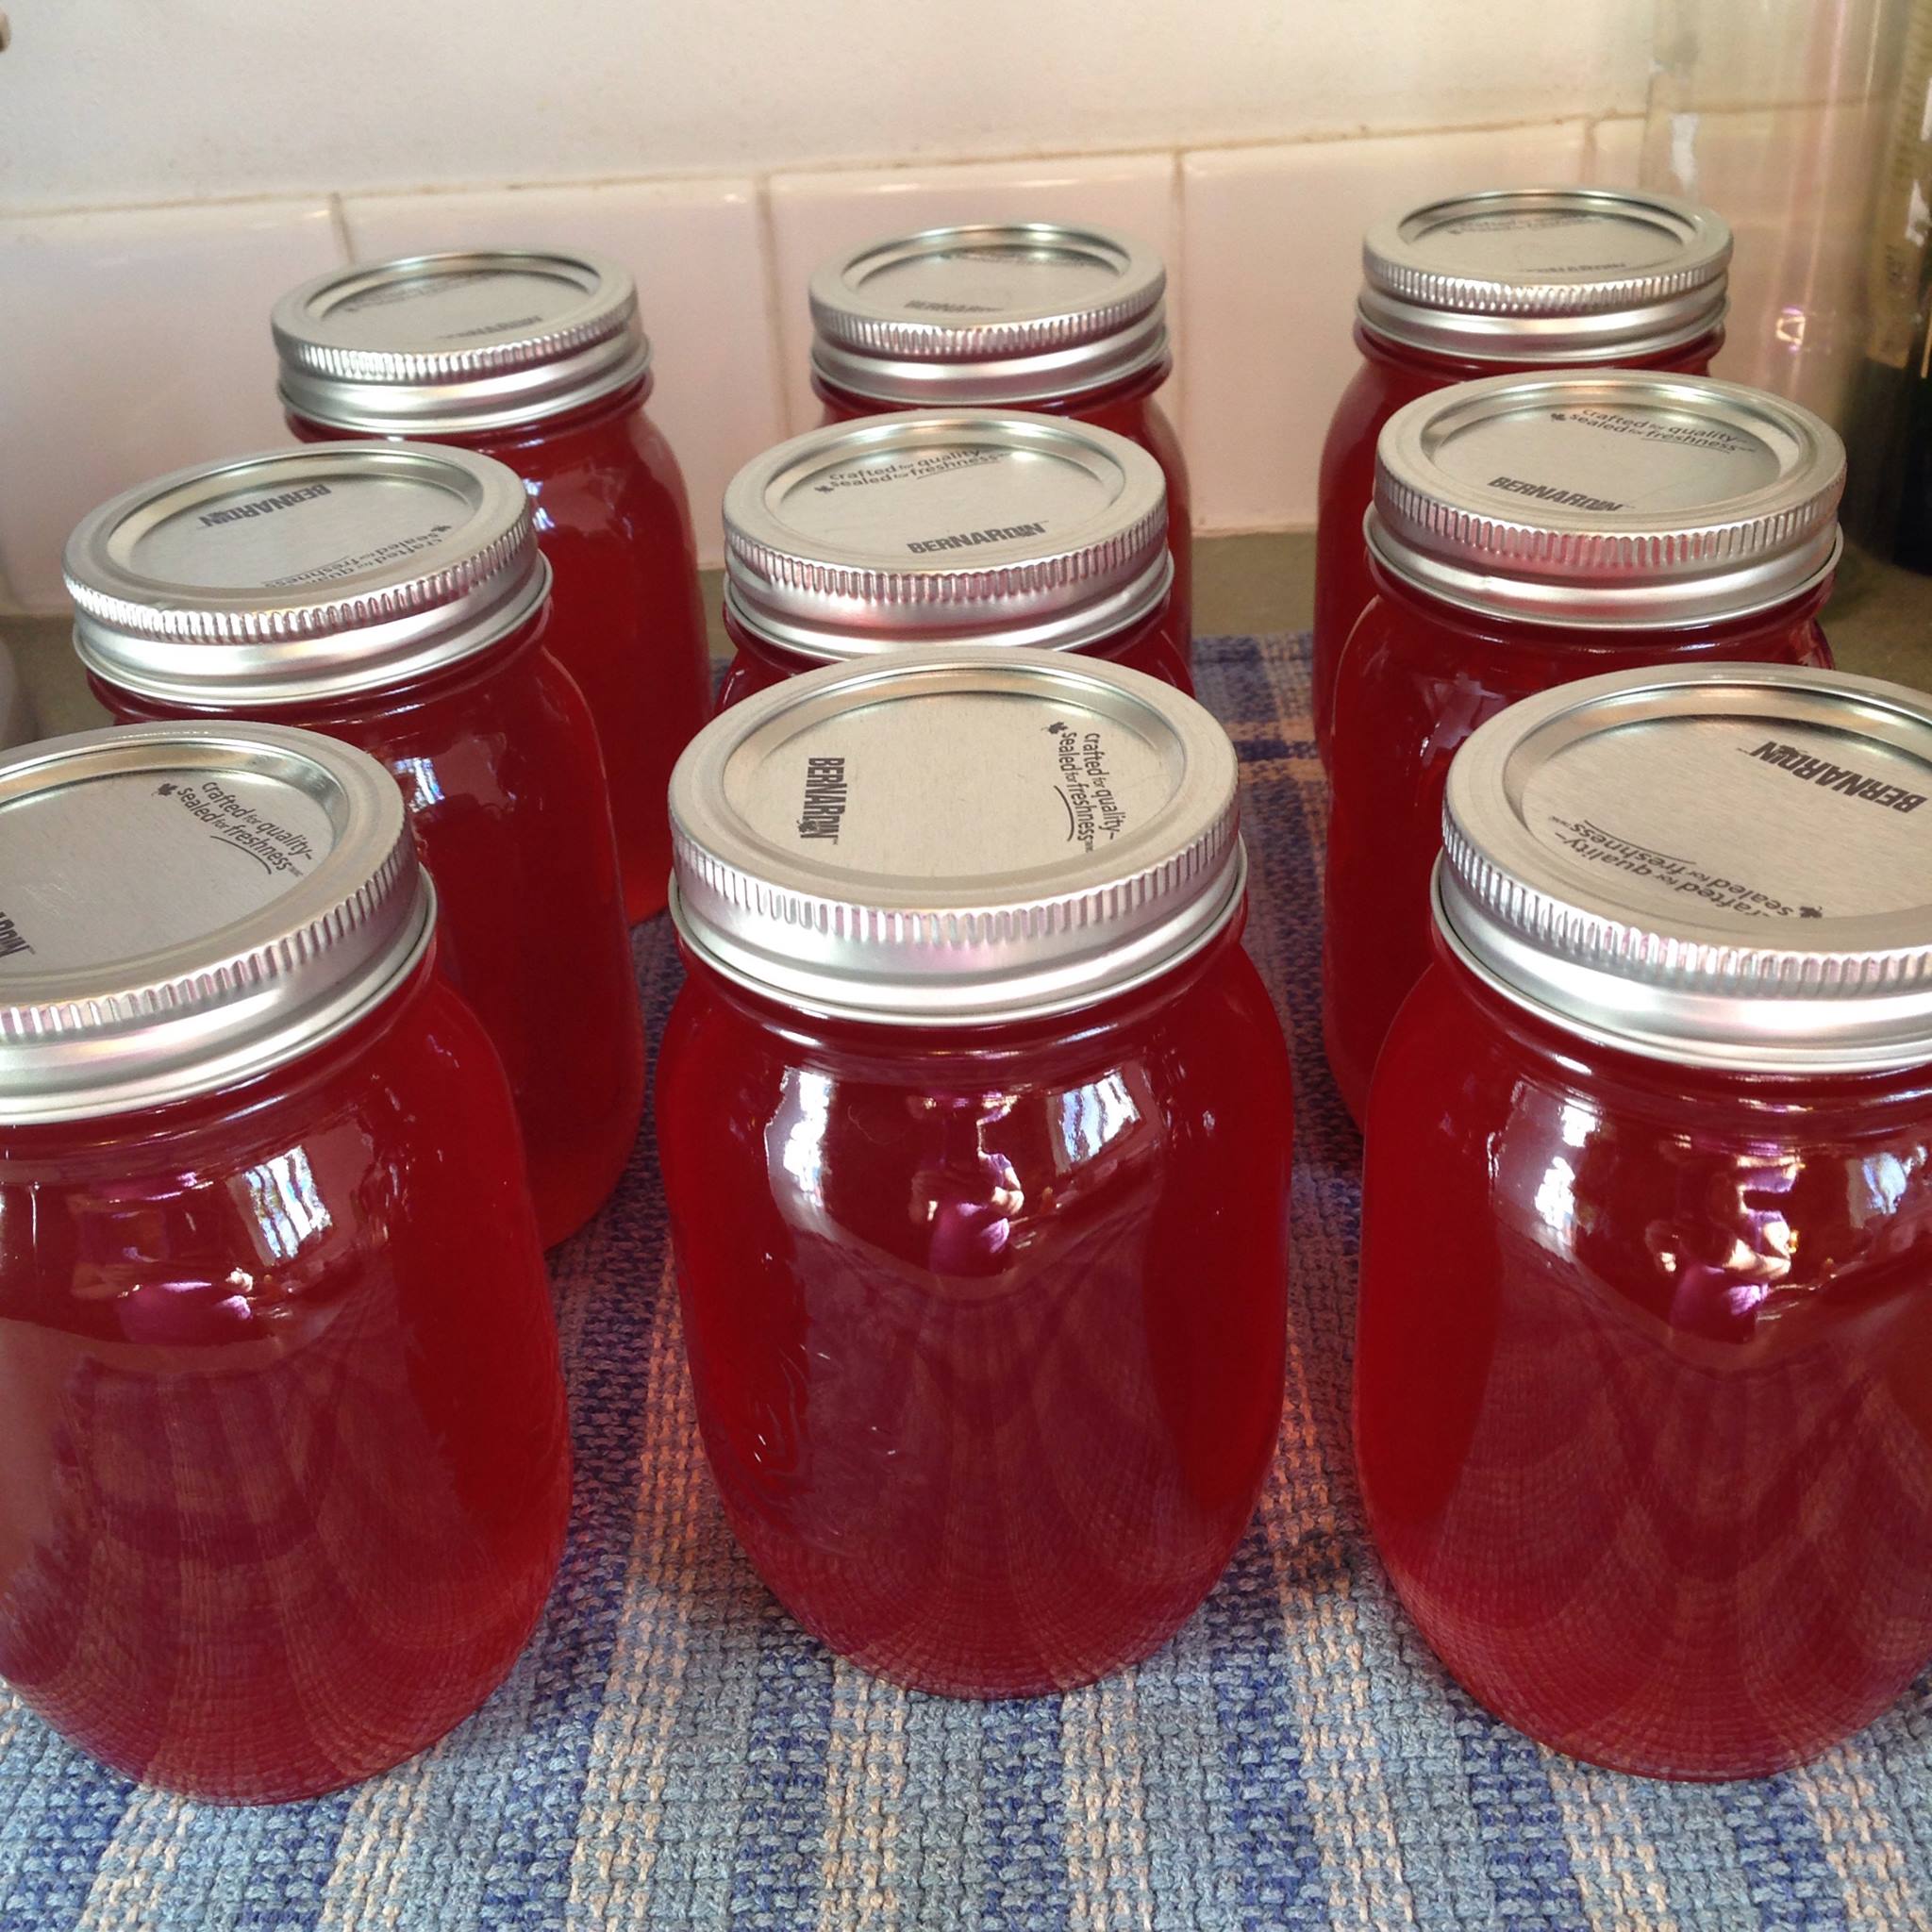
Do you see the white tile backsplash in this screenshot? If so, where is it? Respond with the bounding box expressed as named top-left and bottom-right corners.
top-left (1180, 121), bottom-right (1592, 533)
top-left (0, 108), bottom-right (1806, 608)
top-left (0, 200), bottom-right (344, 610)
top-left (766, 153), bottom-right (1182, 440)
top-left (1584, 115), bottom-right (1644, 187)
top-left (341, 179), bottom-right (784, 565)
top-left (1649, 102), bottom-right (1887, 427)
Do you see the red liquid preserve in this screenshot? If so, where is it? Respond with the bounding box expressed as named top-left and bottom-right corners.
top-left (275, 247), bottom-right (710, 922)
top-left (717, 410), bottom-right (1188, 709)
top-left (0, 723), bottom-right (569, 1803)
top-left (1357, 663), bottom-right (1932, 1779)
top-left (1310, 187), bottom-right (1732, 765)
top-left (658, 648), bottom-right (1292, 1695)
top-left (68, 443), bottom-right (644, 1248)
top-left (808, 222), bottom-right (1192, 643)
top-left (1322, 369), bottom-right (1844, 1123)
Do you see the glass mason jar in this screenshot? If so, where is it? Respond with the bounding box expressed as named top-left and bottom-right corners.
top-left (657, 648), bottom-right (1293, 1697)
top-left (1323, 371), bottom-right (1843, 1123)
top-left (1311, 187), bottom-right (1733, 766)
top-left (1358, 662), bottom-right (1932, 1780)
top-left (274, 247), bottom-right (710, 922)
top-left (67, 442), bottom-right (645, 1248)
top-left (716, 408), bottom-right (1188, 709)
top-left (0, 722), bottom-right (569, 1803)
top-left (808, 223), bottom-right (1192, 645)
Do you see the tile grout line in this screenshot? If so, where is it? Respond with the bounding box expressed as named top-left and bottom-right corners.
top-left (0, 108), bottom-right (1663, 226)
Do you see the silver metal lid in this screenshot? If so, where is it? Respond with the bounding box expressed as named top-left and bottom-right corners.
top-left (0, 721), bottom-right (433, 1123)
top-left (668, 646), bottom-right (1243, 1024)
top-left (1359, 188), bottom-right (1731, 361)
top-left (1369, 371), bottom-right (1845, 629)
top-left (273, 247), bottom-right (650, 433)
top-left (1438, 663), bottom-right (1932, 1072)
top-left (66, 442), bottom-right (549, 707)
top-left (722, 409), bottom-right (1171, 660)
top-left (809, 222), bottom-right (1169, 406)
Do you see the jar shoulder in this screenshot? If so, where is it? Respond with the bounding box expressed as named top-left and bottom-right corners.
top-left (1368, 966), bottom-right (1932, 1340)
top-left (0, 974), bottom-right (528, 1338)
top-left (658, 945), bottom-right (1292, 1258)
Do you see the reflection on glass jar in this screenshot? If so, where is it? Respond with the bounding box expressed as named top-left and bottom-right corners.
top-left (658, 647), bottom-right (1292, 1696)
top-left (0, 722), bottom-right (568, 1802)
top-left (1358, 663), bottom-right (1932, 1779)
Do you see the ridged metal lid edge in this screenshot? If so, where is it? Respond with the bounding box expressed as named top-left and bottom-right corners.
top-left (273, 248), bottom-right (650, 432)
top-left (0, 723), bottom-right (435, 1122)
top-left (1358, 188), bottom-right (1731, 359)
top-left (668, 646), bottom-right (1244, 1024)
top-left (65, 443), bottom-right (549, 704)
top-left (1435, 664), bottom-right (1932, 1071)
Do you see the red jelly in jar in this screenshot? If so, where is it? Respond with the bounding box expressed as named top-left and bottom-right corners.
top-left (717, 409), bottom-right (1185, 708)
top-left (657, 648), bottom-right (1293, 1696)
top-left (808, 223), bottom-right (1192, 645)
top-left (1311, 187), bottom-right (1732, 765)
top-left (0, 721), bottom-right (569, 1802)
top-left (1323, 370), bottom-right (1842, 1123)
top-left (274, 248), bottom-right (709, 921)
top-left (68, 443), bottom-right (645, 1247)
top-left (1358, 662), bottom-right (1932, 1780)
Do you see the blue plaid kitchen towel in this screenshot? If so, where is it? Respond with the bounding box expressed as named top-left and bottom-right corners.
top-left (5, 632), bottom-right (1932, 1932)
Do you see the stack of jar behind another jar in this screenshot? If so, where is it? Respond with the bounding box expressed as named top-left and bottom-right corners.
top-left (808, 222), bottom-right (1193, 647)
top-left (1322, 369), bottom-right (1843, 1122)
top-left (66, 442), bottom-right (646, 1247)
top-left (1311, 185), bottom-right (1733, 765)
top-left (274, 247), bottom-right (711, 922)
top-left (1357, 663), bottom-right (1932, 1779)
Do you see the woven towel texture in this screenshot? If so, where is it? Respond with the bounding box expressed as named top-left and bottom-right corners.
top-left (4, 632), bottom-right (1932, 1932)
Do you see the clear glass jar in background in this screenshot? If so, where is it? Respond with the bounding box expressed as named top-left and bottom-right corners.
top-left (658, 648), bottom-right (1292, 1697)
top-left (808, 223), bottom-right (1193, 645)
top-left (1322, 371), bottom-right (1843, 1123)
top-left (716, 410), bottom-right (1189, 710)
top-left (274, 247), bottom-right (712, 922)
top-left (0, 723), bottom-right (569, 1802)
top-left (66, 443), bottom-right (646, 1248)
top-left (1358, 662), bottom-right (1932, 1780)
top-left (0, 639), bottom-right (27, 751)
top-left (1309, 186), bottom-right (1732, 765)
top-left (1639, 0), bottom-right (1922, 448)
